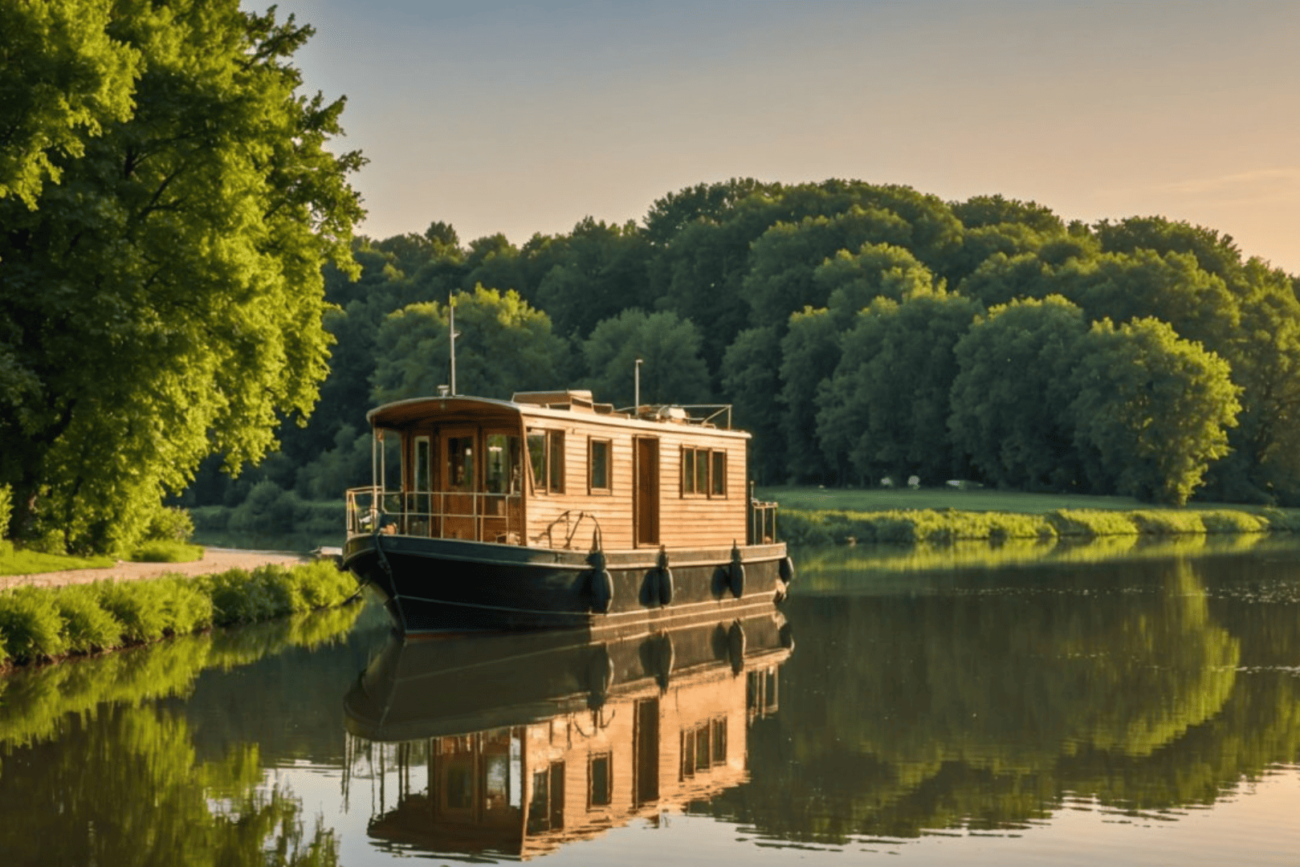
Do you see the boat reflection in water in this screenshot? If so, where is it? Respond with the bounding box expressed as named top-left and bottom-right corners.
top-left (343, 610), bottom-right (793, 861)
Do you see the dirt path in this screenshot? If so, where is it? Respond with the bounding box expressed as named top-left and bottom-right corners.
top-left (0, 547), bottom-right (313, 591)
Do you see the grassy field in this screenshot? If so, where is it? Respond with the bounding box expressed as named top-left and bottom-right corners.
top-left (0, 549), bottom-right (116, 577)
top-left (758, 486), bottom-right (1248, 514)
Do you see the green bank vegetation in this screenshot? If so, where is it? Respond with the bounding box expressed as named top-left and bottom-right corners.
top-left (0, 560), bottom-right (356, 670)
top-left (770, 486), bottom-right (1300, 546)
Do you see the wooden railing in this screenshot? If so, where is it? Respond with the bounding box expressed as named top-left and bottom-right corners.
top-left (347, 487), bottom-right (523, 545)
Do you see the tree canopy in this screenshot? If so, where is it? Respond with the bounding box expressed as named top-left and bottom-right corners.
top-left (0, 0), bottom-right (363, 550)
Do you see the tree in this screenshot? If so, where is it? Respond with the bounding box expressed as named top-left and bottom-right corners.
top-left (0, 0), bottom-right (139, 208)
top-left (779, 308), bottom-right (842, 483)
top-left (949, 296), bottom-right (1090, 490)
top-left (0, 1), bottom-right (364, 550)
top-left (743, 207), bottom-right (912, 327)
top-left (580, 309), bottom-right (711, 408)
top-left (817, 293), bottom-right (984, 485)
top-left (534, 217), bottom-right (652, 338)
top-left (720, 325), bottom-right (785, 484)
top-left (1068, 318), bottom-right (1239, 505)
top-left (370, 286), bottom-right (568, 404)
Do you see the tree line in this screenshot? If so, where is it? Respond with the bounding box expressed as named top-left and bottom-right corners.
top-left (192, 179), bottom-right (1300, 513)
top-left (6, 3), bottom-right (1299, 555)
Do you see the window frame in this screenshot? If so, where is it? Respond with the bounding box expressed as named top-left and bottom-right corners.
top-left (681, 445), bottom-right (728, 499)
top-left (588, 437), bottom-right (612, 494)
top-left (527, 428), bottom-right (566, 494)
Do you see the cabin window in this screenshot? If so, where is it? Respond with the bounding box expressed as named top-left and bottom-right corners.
top-left (485, 433), bottom-right (521, 495)
top-left (681, 447), bottom-right (728, 498)
top-left (589, 753), bottom-right (612, 808)
top-left (589, 438), bottom-right (611, 493)
top-left (447, 435), bottom-right (474, 491)
top-left (527, 429), bottom-right (565, 494)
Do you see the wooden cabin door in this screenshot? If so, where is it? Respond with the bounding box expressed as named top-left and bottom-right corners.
top-left (442, 427), bottom-right (478, 540)
top-left (635, 437), bottom-right (659, 547)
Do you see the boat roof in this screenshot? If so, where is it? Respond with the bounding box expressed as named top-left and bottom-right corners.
top-left (366, 391), bottom-right (748, 437)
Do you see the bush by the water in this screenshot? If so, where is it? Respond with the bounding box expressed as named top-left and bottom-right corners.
top-left (128, 540), bottom-right (205, 563)
top-left (0, 560), bottom-right (356, 667)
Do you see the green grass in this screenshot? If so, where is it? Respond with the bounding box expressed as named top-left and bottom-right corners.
top-left (0, 548), bottom-right (116, 576)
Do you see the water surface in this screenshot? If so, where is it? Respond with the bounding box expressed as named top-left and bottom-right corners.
top-left (2, 539), bottom-right (1298, 865)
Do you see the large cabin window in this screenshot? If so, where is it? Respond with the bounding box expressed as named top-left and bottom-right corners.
top-left (589, 438), bottom-right (611, 493)
top-left (527, 429), bottom-right (565, 494)
top-left (682, 447), bottom-right (727, 498)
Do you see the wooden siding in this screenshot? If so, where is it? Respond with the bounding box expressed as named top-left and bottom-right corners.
top-left (521, 413), bottom-right (748, 552)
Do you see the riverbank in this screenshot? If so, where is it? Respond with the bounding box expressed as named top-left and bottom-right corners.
top-left (779, 503), bottom-right (1300, 546)
top-left (0, 546), bottom-right (310, 591)
top-left (0, 555), bottom-right (356, 671)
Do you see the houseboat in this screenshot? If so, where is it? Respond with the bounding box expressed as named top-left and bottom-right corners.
top-left (342, 389), bottom-right (792, 633)
top-left (342, 612), bottom-right (792, 860)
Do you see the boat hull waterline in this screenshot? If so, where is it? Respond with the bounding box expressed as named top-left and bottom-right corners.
top-left (343, 533), bottom-right (791, 633)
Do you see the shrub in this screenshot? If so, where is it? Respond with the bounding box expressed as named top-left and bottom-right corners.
top-left (130, 541), bottom-right (204, 563)
top-left (29, 528), bottom-right (67, 556)
top-left (229, 481), bottom-right (299, 535)
top-left (144, 507), bottom-right (195, 543)
top-left (1198, 510), bottom-right (1267, 534)
top-left (53, 584), bottom-right (121, 654)
top-left (154, 576), bottom-right (214, 635)
top-left (94, 580), bottom-right (168, 643)
top-left (0, 485), bottom-right (11, 540)
top-left (0, 587), bottom-right (67, 662)
top-left (1048, 509), bottom-right (1139, 537)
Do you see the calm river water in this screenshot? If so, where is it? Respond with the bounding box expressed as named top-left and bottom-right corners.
top-left (2, 538), bottom-right (1299, 866)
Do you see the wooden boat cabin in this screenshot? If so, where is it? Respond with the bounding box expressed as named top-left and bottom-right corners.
top-left (346, 390), bottom-right (774, 552)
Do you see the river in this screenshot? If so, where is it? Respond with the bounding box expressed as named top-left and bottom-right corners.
top-left (1, 537), bottom-right (1298, 865)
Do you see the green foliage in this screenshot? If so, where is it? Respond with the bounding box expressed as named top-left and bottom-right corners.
top-left (1069, 318), bottom-right (1240, 505)
top-left (0, 1), bottom-right (363, 554)
top-left (144, 507), bottom-right (195, 543)
top-left (94, 580), bottom-right (169, 643)
top-left (817, 292), bottom-right (985, 485)
top-left (581, 309), bottom-right (711, 407)
top-left (949, 296), bottom-right (1090, 490)
top-left (128, 541), bottom-right (204, 563)
top-left (0, 560), bottom-right (355, 669)
top-left (51, 584), bottom-right (119, 654)
top-left (1048, 509), bottom-right (1141, 537)
top-left (371, 286), bottom-right (569, 404)
top-left (0, 586), bottom-right (67, 663)
top-left (0, 0), bottom-right (139, 207)
top-left (199, 562), bottom-right (353, 627)
top-left (0, 484), bottom-right (10, 540)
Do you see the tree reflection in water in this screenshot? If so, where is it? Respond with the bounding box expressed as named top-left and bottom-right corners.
top-left (715, 551), bottom-right (1300, 845)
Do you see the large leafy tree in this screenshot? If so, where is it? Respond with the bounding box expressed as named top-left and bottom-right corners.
top-left (580, 309), bottom-right (711, 409)
top-left (949, 296), bottom-right (1091, 491)
top-left (0, 1), bottom-right (364, 550)
top-left (817, 292), bottom-right (984, 485)
top-left (370, 286), bottom-right (568, 404)
top-left (1069, 318), bottom-right (1239, 505)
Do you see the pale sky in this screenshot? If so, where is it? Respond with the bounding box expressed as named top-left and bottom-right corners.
top-left (273, 0), bottom-right (1300, 274)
